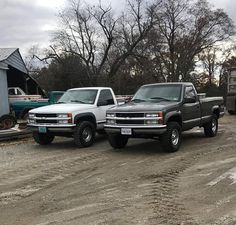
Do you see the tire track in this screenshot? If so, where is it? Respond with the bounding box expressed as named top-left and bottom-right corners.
top-left (0, 151), bottom-right (108, 205)
top-left (143, 144), bottom-right (229, 225)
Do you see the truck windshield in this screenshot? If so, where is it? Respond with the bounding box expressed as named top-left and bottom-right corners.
top-left (58, 89), bottom-right (98, 104)
top-left (132, 85), bottom-right (181, 102)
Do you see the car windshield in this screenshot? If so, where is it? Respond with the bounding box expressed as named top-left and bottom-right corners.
top-left (132, 85), bottom-right (181, 102)
top-left (58, 89), bottom-right (98, 104)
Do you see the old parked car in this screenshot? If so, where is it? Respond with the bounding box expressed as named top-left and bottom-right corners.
top-left (105, 82), bottom-right (224, 152)
top-left (8, 87), bottom-right (42, 103)
top-left (11, 91), bottom-right (64, 119)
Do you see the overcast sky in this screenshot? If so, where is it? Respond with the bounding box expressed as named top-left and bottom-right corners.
top-left (0, 0), bottom-right (235, 57)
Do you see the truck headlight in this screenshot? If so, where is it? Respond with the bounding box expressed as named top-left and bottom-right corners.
top-left (28, 119), bottom-right (35, 124)
top-left (28, 113), bottom-right (35, 119)
top-left (146, 120), bottom-right (158, 125)
top-left (107, 119), bottom-right (116, 125)
top-left (57, 114), bottom-right (68, 118)
top-left (145, 112), bottom-right (163, 124)
top-left (146, 113), bottom-right (159, 117)
top-left (106, 113), bottom-right (115, 118)
top-left (58, 113), bottom-right (72, 124)
top-left (58, 120), bottom-right (69, 124)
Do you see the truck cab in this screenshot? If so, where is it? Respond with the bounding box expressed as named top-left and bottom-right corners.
top-left (8, 87), bottom-right (41, 103)
top-left (28, 87), bottom-right (117, 147)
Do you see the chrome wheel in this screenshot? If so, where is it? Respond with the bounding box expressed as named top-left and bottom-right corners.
top-left (82, 127), bottom-right (92, 143)
top-left (212, 118), bottom-right (217, 133)
top-left (171, 129), bottom-right (179, 146)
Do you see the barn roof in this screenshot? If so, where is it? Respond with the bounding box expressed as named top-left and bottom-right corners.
top-left (0, 48), bottom-right (27, 74)
top-left (0, 48), bottom-right (17, 61)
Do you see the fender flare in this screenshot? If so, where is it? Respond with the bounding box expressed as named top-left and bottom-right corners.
top-left (74, 113), bottom-right (96, 126)
top-left (164, 111), bottom-right (182, 125)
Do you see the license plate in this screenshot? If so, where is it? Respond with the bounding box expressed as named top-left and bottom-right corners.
top-left (38, 127), bottom-right (47, 133)
top-left (121, 128), bottom-right (132, 135)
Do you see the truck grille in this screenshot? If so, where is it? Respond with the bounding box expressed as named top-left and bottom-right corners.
top-left (114, 112), bottom-right (145, 125)
top-left (36, 113), bottom-right (57, 118)
top-left (36, 119), bottom-right (57, 124)
top-left (34, 113), bottom-right (58, 125)
top-left (116, 120), bottom-right (144, 125)
top-left (116, 113), bottom-right (144, 118)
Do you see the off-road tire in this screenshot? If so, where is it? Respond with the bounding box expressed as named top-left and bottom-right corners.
top-left (108, 134), bottom-right (128, 149)
top-left (0, 115), bottom-right (16, 130)
top-left (204, 114), bottom-right (218, 137)
top-left (160, 122), bottom-right (182, 153)
top-left (228, 110), bottom-right (236, 115)
top-left (74, 121), bottom-right (95, 148)
top-left (33, 132), bottom-right (54, 145)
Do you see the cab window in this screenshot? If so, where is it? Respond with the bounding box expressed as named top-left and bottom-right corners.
top-left (98, 90), bottom-right (114, 105)
top-left (185, 86), bottom-right (196, 99)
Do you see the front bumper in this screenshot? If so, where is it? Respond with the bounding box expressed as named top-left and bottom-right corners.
top-left (104, 124), bottom-right (167, 135)
top-left (28, 124), bottom-right (76, 133)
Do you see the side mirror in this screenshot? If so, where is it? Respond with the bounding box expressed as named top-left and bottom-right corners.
top-left (97, 100), bottom-right (107, 106)
top-left (184, 97), bottom-right (196, 104)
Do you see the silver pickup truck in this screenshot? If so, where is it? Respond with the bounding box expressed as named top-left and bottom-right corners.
top-left (105, 82), bottom-right (224, 152)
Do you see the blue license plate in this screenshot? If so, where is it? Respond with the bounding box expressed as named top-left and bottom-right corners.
top-left (38, 127), bottom-right (47, 133)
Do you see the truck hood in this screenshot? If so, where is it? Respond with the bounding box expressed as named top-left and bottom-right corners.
top-left (29, 103), bottom-right (95, 114)
top-left (108, 101), bottom-right (180, 113)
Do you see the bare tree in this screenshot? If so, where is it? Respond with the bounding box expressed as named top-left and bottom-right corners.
top-left (198, 46), bottom-right (220, 84)
top-left (151, 0), bottom-right (235, 82)
top-left (37, 0), bottom-right (159, 84)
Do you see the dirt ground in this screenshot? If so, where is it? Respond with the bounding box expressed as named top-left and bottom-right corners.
top-left (0, 114), bottom-right (235, 225)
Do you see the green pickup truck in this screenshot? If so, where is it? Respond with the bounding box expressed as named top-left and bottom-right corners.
top-left (11, 91), bottom-right (64, 119)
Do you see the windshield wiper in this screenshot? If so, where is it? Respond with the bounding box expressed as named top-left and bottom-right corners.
top-left (70, 100), bottom-right (86, 104)
top-left (57, 101), bottom-right (66, 104)
top-left (150, 97), bottom-right (172, 101)
top-left (131, 98), bottom-right (146, 102)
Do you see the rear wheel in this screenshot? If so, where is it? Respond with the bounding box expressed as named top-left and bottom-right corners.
top-left (0, 115), bottom-right (16, 130)
top-left (160, 122), bottom-right (182, 153)
top-left (108, 134), bottom-right (128, 149)
top-left (74, 121), bottom-right (95, 148)
top-left (33, 132), bottom-right (54, 145)
top-left (204, 114), bottom-right (218, 137)
top-left (228, 110), bottom-right (236, 115)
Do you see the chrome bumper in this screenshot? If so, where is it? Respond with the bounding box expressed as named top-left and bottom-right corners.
top-left (104, 124), bottom-right (167, 135)
top-left (28, 124), bottom-right (76, 133)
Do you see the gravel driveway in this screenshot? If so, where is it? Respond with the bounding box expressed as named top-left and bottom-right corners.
top-left (0, 115), bottom-right (235, 225)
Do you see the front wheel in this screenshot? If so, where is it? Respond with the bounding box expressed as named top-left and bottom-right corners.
top-left (160, 122), bottom-right (182, 153)
top-left (74, 121), bottom-right (95, 148)
top-left (33, 132), bottom-right (54, 145)
top-left (108, 134), bottom-right (128, 149)
top-left (204, 115), bottom-right (218, 137)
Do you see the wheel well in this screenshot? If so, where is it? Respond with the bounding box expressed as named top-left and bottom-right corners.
top-left (167, 115), bottom-right (182, 127)
top-left (75, 116), bottom-right (96, 127)
top-left (22, 108), bottom-right (32, 117)
top-left (213, 108), bottom-right (220, 118)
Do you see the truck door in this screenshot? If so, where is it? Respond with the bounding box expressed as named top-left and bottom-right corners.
top-left (182, 86), bottom-right (201, 130)
top-left (96, 89), bottom-right (116, 128)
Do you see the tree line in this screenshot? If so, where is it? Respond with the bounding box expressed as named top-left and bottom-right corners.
top-left (26, 0), bottom-right (236, 96)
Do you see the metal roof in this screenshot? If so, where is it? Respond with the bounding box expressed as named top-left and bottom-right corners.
top-left (0, 48), bottom-right (27, 74)
top-left (0, 48), bottom-right (17, 62)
